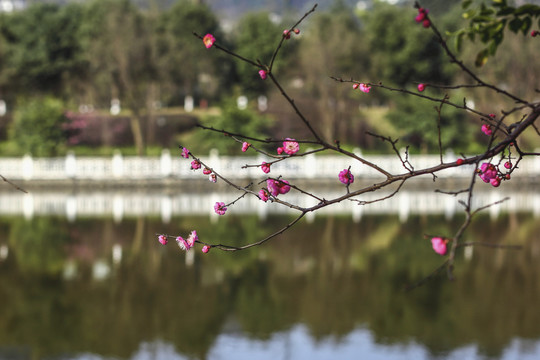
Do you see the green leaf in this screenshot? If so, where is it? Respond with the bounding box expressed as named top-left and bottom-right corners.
top-left (455, 31), bottom-right (465, 52)
top-left (488, 39), bottom-right (499, 55)
top-left (515, 4), bottom-right (540, 16)
top-left (475, 48), bottom-right (489, 67)
top-left (462, 0), bottom-right (472, 10)
top-left (462, 9), bottom-right (476, 19)
top-left (472, 15), bottom-right (494, 23)
top-left (508, 17), bottom-right (523, 32)
top-left (521, 16), bottom-right (532, 35)
top-left (496, 7), bottom-right (516, 16)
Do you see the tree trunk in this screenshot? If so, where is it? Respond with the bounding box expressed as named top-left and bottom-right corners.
top-left (130, 112), bottom-right (145, 156)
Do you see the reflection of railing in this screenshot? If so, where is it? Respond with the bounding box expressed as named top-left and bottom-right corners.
top-left (1, 188), bottom-right (538, 222)
top-left (1, 149), bottom-right (540, 181)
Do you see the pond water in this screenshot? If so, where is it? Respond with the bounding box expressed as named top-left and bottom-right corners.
top-left (0, 191), bottom-right (539, 360)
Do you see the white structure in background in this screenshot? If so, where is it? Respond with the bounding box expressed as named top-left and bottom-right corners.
top-left (184, 95), bottom-right (194, 112)
top-left (110, 99), bottom-right (121, 115)
top-left (237, 95), bottom-right (248, 110)
top-left (0, 0), bottom-right (25, 12)
top-left (0, 100), bottom-right (6, 116)
top-left (258, 95), bottom-right (268, 112)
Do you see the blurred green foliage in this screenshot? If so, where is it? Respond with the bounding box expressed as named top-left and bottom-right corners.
top-left (0, 0), bottom-right (538, 155)
top-left (10, 96), bottom-right (67, 156)
top-left (190, 97), bottom-right (272, 154)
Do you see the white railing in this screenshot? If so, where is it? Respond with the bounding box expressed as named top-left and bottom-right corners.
top-left (1, 149), bottom-right (539, 181)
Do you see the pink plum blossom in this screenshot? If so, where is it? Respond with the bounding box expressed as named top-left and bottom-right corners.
top-left (490, 177), bottom-right (501, 187)
top-left (242, 142), bottom-right (251, 152)
top-left (338, 169), bottom-right (354, 185)
top-left (158, 235), bottom-right (168, 245)
top-left (259, 70), bottom-right (267, 80)
top-left (504, 161), bottom-right (512, 169)
top-left (202, 245), bottom-right (211, 253)
top-left (359, 83), bottom-right (371, 93)
top-left (353, 83), bottom-right (360, 90)
top-left (259, 189), bottom-right (269, 202)
top-left (481, 124), bottom-right (492, 136)
top-left (431, 237), bottom-right (448, 255)
top-left (261, 162), bottom-right (271, 174)
top-left (186, 231), bottom-right (198, 248)
top-left (277, 179), bottom-right (291, 194)
top-left (456, 158), bottom-right (464, 165)
top-left (293, 28), bottom-right (300, 34)
top-left (181, 147), bottom-right (189, 159)
top-left (203, 168), bottom-right (212, 175)
top-left (203, 34), bottom-right (216, 48)
top-left (422, 19), bottom-right (431, 28)
top-left (267, 179), bottom-right (291, 196)
top-left (267, 179), bottom-right (280, 197)
top-left (283, 29), bottom-right (291, 39)
top-left (209, 173), bottom-right (217, 183)
top-left (277, 147), bottom-right (284, 155)
top-left (191, 160), bottom-right (201, 170)
top-left (478, 162), bottom-right (497, 183)
top-left (214, 202), bottom-right (227, 215)
top-left (283, 138), bottom-right (299, 155)
top-left (176, 236), bottom-right (190, 251)
top-left (417, 83), bottom-right (426, 92)
top-left (415, 12), bottom-right (426, 23)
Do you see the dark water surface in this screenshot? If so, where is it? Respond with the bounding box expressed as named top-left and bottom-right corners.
top-left (0, 212), bottom-right (539, 360)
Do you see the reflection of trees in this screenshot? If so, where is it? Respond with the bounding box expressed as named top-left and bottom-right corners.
top-left (8, 217), bottom-right (70, 274)
top-left (0, 214), bottom-right (538, 358)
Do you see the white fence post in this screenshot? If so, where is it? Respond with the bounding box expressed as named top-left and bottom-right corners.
top-left (112, 151), bottom-right (124, 178)
top-left (160, 149), bottom-right (172, 177)
top-left (65, 152), bottom-right (77, 178)
top-left (22, 154), bottom-right (33, 180)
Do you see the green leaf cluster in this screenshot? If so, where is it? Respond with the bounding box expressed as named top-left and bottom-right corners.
top-left (455, 0), bottom-right (540, 66)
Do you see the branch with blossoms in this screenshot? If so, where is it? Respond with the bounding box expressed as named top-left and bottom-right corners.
top-left (157, 2), bottom-right (539, 283)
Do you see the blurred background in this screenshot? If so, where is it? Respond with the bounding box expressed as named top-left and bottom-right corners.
top-left (0, 0), bottom-right (539, 359)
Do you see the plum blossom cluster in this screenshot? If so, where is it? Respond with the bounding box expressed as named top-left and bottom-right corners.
top-left (266, 179), bottom-right (291, 197)
top-left (353, 83), bottom-right (371, 93)
top-left (181, 146), bottom-right (218, 183)
top-left (158, 231), bottom-right (210, 253)
top-left (277, 138), bottom-right (299, 155)
top-left (283, 27), bottom-right (300, 39)
top-left (415, 7), bottom-right (430, 28)
top-left (481, 124), bottom-right (492, 136)
top-left (257, 179), bottom-right (292, 202)
top-left (477, 162), bottom-right (501, 187)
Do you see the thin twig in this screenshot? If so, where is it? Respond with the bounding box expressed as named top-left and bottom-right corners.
top-left (0, 174), bottom-right (27, 193)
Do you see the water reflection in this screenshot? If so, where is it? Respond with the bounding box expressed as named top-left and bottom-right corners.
top-left (0, 213), bottom-right (539, 360)
top-left (1, 186), bottom-right (539, 222)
